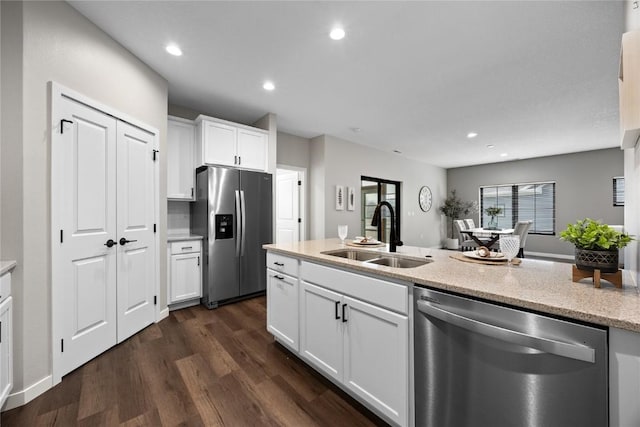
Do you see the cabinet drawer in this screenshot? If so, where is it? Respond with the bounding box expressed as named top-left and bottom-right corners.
top-left (170, 240), bottom-right (202, 255)
top-left (267, 252), bottom-right (299, 277)
top-left (301, 261), bottom-right (408, 315)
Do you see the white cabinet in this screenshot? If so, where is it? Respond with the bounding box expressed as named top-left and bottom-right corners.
top-left (299, 281), bottom-right (343, 381)
top-left (0, 272), bottom-right (13, 409)
top-left (299, 261), bottom-right (409, 427)
top-left (195, 115), bottom-right (268, 171)
top-left (267, 252), bottom-right (300, 351)
top-left (267, 270), bottom-right (299, 351)
top-left (168, 240), bottom-right (202, 305)
top-left (167, 116), bottom-right (195, 200)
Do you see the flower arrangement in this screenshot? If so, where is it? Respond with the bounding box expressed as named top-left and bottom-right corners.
top-left (484, 206), bottom-right (503, 217)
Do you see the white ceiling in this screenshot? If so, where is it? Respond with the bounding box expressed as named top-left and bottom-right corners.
top-left (68, 1), bottom-right (624, 168)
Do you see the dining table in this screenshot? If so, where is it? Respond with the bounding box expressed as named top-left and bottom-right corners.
top-left (460, 227), bottom-right (515, 249)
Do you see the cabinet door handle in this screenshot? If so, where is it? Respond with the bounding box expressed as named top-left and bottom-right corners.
top-left (342, 304), bottom-right (348, 323)
top-left (335, 301), bottom-right (341, 320)
top-left (238, 156), bottom-right (241, 165)
top-left (274, 275), bottom-right (285, 280)
top-left (191, 187), bottom-right (194, 197)
top-left (234, 155), bottom-right (238, 164)
top-left (273, 262), bottom-right (284, 267)
top-left (181, 246), bottom-right (193, 251)
top-left (197, 256), bottom-right (200, 266)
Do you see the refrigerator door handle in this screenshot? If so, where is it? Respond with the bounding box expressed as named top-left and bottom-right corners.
top-left (240, 190), bottom-right (246, 256)
top-left (416, 300), bottom-right (596, 363)
top-left (235, 190), bottom-right (242, 257)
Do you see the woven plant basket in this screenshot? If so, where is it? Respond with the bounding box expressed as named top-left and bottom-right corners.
top-left (575, 248), bottom-right (619, 273)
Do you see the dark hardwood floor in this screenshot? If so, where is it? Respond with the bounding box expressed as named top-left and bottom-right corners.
top-left (2, 296), bottom-right (388, 426)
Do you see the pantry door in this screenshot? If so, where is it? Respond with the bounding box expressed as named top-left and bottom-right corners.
top-left (116, 122), bottom-right (156, 342)
top-left (53, 95), bottom-right (118, 377)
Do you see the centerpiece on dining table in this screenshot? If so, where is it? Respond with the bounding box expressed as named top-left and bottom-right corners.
top-left (484, 206), bottom-right (503, 230)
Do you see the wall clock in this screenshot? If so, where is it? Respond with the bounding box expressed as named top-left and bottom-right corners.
top-left (419, 186), bottom-right (432, 212)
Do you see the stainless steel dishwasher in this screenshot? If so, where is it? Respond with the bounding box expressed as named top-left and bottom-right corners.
top-left (414, 285), bottom-right (608, 427)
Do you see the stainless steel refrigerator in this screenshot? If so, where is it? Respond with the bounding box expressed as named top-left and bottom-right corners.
top-left (191, 166), bottom-right (273, 309)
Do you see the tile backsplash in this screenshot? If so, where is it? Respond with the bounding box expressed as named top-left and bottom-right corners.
top-left (168, 201), bottom-right (191, 235)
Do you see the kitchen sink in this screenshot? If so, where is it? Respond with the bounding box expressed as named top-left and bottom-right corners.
top-left (322, 249), bottom-right (432, 269)
top-left (366, 257), bottom-right (431, 268)
top-left (322, 249), bottom-right (382, 261)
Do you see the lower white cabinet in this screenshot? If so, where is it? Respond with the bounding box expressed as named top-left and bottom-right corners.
top-left (0, 271), bottom-right (13, 409)
top-left (266, 269), bottom-right (299, 351)
top-left (299, 273), bottom-right (409, 427)
top-left (168, 240), bottom-right (202, 305)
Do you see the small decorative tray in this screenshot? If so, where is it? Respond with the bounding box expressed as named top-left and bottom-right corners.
top-left (462, 250), bottom-right (505, 261)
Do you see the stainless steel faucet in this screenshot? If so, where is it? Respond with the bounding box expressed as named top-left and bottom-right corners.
top-left (371, 201), bottom-right (403, 252)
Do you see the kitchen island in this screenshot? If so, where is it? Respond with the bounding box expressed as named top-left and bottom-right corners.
top-left (264, 239), bottom-right (640, 427)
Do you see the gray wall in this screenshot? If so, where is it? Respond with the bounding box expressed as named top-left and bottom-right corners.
top-left (0, 0), bottom-right (168, 398)
top-left (448, 148), bottom-right (624, 256)
top-left (310, 134), bottom-right (447, 248)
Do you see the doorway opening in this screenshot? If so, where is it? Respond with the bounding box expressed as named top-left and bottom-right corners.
top-left (275, 166), bottom-right (306, 244)
top-left (361, 176), bottom-right (401, 243)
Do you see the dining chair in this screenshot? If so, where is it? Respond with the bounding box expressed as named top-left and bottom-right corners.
top-left (464, 219), bottom-right (475, 229)
top-left (454, 220), bottom-right (479, 251)
top-left (513, 220), bottom-right (533, 258)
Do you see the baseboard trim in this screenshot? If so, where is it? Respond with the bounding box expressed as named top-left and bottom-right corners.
top-left (158, 306), bottom-right (169, 322)
top-left (3, 375), bottom-right (53, 411)
top-left (526, 251), bottom-right (574, 260)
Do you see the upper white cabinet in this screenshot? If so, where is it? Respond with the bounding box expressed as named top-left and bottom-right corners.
top-left (619, 30), bottom-right (640, 149)
top-left (195, 115), bottom-right (268, 171)
top-left (167, 116), bottom-right (195, 200)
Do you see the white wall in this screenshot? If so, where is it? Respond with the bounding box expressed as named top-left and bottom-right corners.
top-left (1, 0), bottom-right (168, 400)
top-left (277, 132), bottom-right (311, 239)
top-left (310, 135), bottom-right (447, 248)
top-left (624, 1), bottom-right (640, 286)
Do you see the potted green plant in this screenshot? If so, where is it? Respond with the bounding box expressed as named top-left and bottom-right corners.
top-left (560, 218), bottom-right (633, 273)
top-left (484, 206), bottom-right (503, 230)
top-left (438, 190), bottom-right (477, 249)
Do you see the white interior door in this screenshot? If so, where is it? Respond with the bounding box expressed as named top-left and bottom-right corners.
top-left (55, 96), bottom-right (118, 376)
top-left (276, 169), bottom-right (300, 244)
top-left (116, 122), bottom-right (156, 343)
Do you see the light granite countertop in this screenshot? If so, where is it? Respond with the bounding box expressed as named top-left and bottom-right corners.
top-left (264, 239), bottom-right (640, 333)
top-left (0, 261), bottom-right (17, 276)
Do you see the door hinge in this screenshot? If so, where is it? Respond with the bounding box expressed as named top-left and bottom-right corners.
top-left (154, 295), bottom-right (157, 305)
top-left (298, 180), bottom-right (302, 186)
top-left (60, 230), bottom-right (64, 243)
top-left (152, 149), bottom-right (159, 161)
top-left (298, 218), bottom-right (301, 223)
top-left (60, 119), bottom-right (73, 134)
top-left (61, 339), bottom-right (64, 352)
top-left (153, 224), bottom-right (157, 233)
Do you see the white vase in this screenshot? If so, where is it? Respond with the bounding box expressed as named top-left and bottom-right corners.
top-left (446, 238), bottom-right (459, 250)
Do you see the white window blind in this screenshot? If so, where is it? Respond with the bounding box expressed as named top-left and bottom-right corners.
top-left (613, 177), bottom-right (624, 207)
top-left (480, 182), bottom-right (556, 235)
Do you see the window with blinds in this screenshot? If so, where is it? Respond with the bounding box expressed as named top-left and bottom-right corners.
top-left (613, 177), bottom-right (624, 207)
top-left (480, 182), bottom-right (556, 235)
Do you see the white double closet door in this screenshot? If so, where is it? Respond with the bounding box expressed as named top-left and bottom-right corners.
top-left (53, 92), bottom-right (156, 379)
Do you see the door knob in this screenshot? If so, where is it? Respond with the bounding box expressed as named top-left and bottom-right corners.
top-left (119, 237), bottom-right (138, 245)
top-left (104, 239), bottom-right (116, 248)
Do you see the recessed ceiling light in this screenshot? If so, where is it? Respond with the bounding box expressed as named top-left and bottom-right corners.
top-left (330, 27), bottom-right (346, 40)
top-left (165, 44), bottom-right (182, 56)
top-left (467, 132), bottom-right (478, 139)
top-left (263, 81), bottom-right (275, 91)
top-left (500, 153), bottom-right (509, 157)
top-left (486, 144), bottom-right (495, 149)
top-left (350, 127), bottom-right (361, 133)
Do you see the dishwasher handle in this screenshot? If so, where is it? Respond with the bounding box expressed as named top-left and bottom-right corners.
top-left (416, 299), bottom-right (596, 363)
